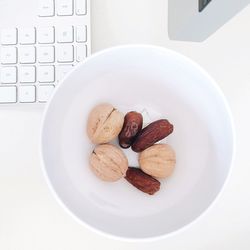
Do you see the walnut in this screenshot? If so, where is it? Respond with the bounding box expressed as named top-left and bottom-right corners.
top-left (139, 144), bottom-right (176, 178)
top-left (90, 144), bottom-right (128, 182)
top-left (87, 103), bottom-right (124, 144)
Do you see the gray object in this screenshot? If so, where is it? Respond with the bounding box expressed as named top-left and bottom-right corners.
top-left (168, 0), bottom-right (250, 42)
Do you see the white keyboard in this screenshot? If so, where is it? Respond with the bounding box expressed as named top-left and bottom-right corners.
top-left (0, 0), bottom-right (91, 104)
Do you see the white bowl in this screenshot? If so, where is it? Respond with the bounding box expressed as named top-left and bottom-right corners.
top-left (41, 45), bottom-right (235, 240)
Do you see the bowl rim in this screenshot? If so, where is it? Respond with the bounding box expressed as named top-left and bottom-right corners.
top-left (40, 44), bottom-right (236, 242)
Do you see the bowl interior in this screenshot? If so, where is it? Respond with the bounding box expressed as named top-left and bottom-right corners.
top-left (41, 46), bottom-right (234, 239)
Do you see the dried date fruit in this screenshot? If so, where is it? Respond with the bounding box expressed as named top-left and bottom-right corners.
top-left (125, 167), bottom-right (160, 195)
top-left (131, 119), bottom-right (173, 152)
top-left (118, 111), bottom-right (143, 148)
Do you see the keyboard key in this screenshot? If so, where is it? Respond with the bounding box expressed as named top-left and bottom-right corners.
top-left (38, 65), bottom-right (55, 82)
top-left (1, 47), bottom-right (17, 64)
top-left (19, 28), bottom-right (36, 44)
top-left (56, 64), bottom-right (73, 83)
top-left (76, 26), bottom-right (86, 42)
top-left (57, 45), bottom-right (74, 62)
top-left (38, 46), bottom-right (55, 63)
top-left (76, 44), bottom-right (87, 62)
top-left (38, 85), bottom-right (54, 102)
top-left (38, 27), bottom-right (55, 44)
top-left (0, 86), bottom-right (17, 103)
top-left (19, 46), bottom-right (36, 64)
top-left (0, 66), bottom-right (17, 84)
top-left (75, 0), bottom-right (86, 15)
top-left (57, 26), bottom-right (73, 43)
top-left (1, 28), bottom-right (17, 45)
top-left (57, 0), bottom-right (73, 16)
top-left (20, 66), bottom-right (36, 83)
top-left (19, 85), bottom-right (36, 103)
top-left (0, 67), bottom-right (17, 84)
top-left (39, 0), bottom-right (55, 17)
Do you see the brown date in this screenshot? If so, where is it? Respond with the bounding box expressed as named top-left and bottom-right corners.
top-left (125, 167), bottom-right (160, 195)
top-left (131, 119), bottom-right (173, 152)
top-left (118, 111), bottom-right (143, 149)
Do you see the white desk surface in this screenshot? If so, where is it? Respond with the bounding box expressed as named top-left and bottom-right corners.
top-left (0, 0), bottom-right (250, 249)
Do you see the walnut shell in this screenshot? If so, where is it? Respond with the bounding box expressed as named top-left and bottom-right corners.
top-left (139, 144), bottom-right (176, 178)
top-left (90, 144), bottom-right (128, 182)
top-left (87, 103), bottom-right (124, 144)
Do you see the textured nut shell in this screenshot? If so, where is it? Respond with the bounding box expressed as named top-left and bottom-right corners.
top-left (87, 103), bottom-right (124, 144)
top-left (139, 144), bottom-right (176, 178)
top-left (90, 144), bottom-right (128, 182)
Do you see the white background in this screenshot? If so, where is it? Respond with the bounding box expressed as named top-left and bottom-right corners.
top-left (0, 0), bottom-right (250, 249)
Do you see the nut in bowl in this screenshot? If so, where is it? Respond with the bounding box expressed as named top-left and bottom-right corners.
top-left (41, 45), bottom-right (235, 240)
top-left (139, 144), bottom-right (176, 179)
top-left (87, 103), bottom-right (124, 144)
top-left (90, 144), bottom-right (128, 182)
